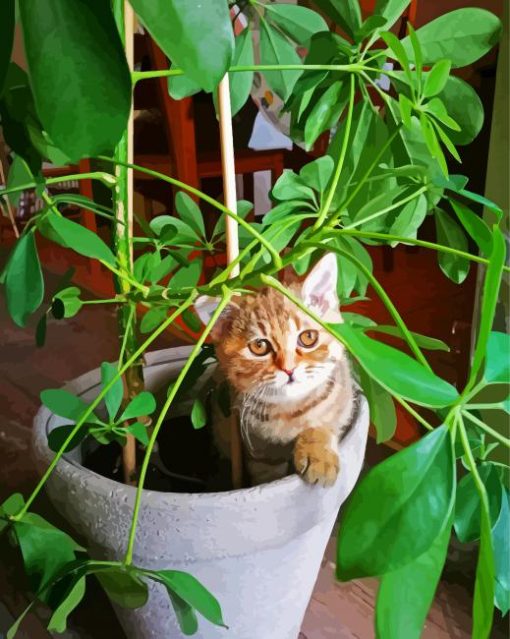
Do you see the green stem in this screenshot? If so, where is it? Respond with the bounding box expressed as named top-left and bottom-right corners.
top-left (123, 289), bottom-right (232, 565)
top-left (314, 74), bottom-right (356, 229)
top-left (99, 260), bottom-right (148, 295)
top-left (118, 304), bottom-right (136, 370)
top-left (98, 156), bottom-right (282, 269)
top-left (302, 240), bottom-right (431, 370)
top-left (394, 396), bottom-right (434, 431)
top-left (462, 411), bottom-right (510, 448)
top-left (343, 186), bottom-right (428, 230)
top-left (0, 172), bottom-right (116, 199)
top-left (13, 295), bottom-right (196, 520)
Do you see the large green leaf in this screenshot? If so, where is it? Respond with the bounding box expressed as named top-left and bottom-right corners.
top-left (100, 362), bottom-right (124, 422)
top-left (473, 484), bottom-right (496, 638)
top-left (97, 569), bottom-right (148, 609)
top-left (168, 591), bottom-right (198, 635)
top-left (434, 209), bottom-right (469, 284)
top-left (373, 0), bottom-right (411, 31)
top-left (454, 463), bottom-right (502, 543)
top-left (401, 8), bottom-right (501, 68)
top-left (312, 0), bottom-right (361, 40)
top-left (450, 200), bottom-right (493, 257)
top-left (0, 0), bottom-right (15, 96)
top-left (14, 513), bottom-right (83, 597)
top-left (154, 570), bottom-right (225, 628)
top-left (358, 367), bottom-right (397, 443)
top-left (175, 192), bottom-right (205, 239)
top-left (337, 425), bottom-right (454, 579)
top-left (229, 28), bottom-right (254, 117)
top-left (299, 156), bottom-right (334, 197)
top-left (265, 3), bottom-right (328, 45)
top-left (20, 0), bottom-right (131, 161)
top-left (304, 81), bottom-right (348, 150)
top-left (484, 332), bottom-right (510, 384)
top-left (4, 232), bottom-right (44, 327)
top-left (40, 388), bottom-right (98, 423)
top-left (493, 489), bottom-right (510, 614)
top-left (119, 391), bottom-right (156, 421)
top-left (260, 19), bottom-right (301, 100)
top-left (43, 213), bottom-right (116, 265)
top-left (332, 324), bottom-right (458, 407)
top-left (375, 522), bottom-right (451, 639)
top-left (437, 76), bottom-right (484, 146)
top-left (129, 0), bottom-right (233, 92)
top-left (47, 577), bottom-right (86, 633)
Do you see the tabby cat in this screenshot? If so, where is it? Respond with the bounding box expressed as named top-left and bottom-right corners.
top-left (195, 253), bottom-right (355, 487)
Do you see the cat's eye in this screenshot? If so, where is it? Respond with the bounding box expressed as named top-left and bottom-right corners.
top-left (249, 339), bottom-right (272, 356)
top-left (298, 330), bottom-right (319, 348)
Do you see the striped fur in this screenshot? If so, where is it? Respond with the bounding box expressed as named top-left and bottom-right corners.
top-left (196, 254), bottom-right (355, 486)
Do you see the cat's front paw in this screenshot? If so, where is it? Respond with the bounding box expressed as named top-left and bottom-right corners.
top-left (294, 428), bottom-right (339, 487)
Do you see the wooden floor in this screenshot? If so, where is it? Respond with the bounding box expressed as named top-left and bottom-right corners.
top-left (0, 252), bottom-right (507, 638)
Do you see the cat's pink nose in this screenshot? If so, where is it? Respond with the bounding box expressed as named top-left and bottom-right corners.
top-left (282, 368), bottom-right (295, 380)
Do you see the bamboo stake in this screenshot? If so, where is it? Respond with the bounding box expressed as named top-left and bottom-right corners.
top-left (118, 1), bottom-right (137, 485)
top-left (217, 74), bottom-right (243, 488)
top-left (0, 140), bottom-right (19, 239)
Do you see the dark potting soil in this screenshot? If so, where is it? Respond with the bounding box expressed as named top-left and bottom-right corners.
top-left (83, 415), bottom-right (232, 493)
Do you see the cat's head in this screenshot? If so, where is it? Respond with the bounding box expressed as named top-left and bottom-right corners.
top-left (195, 254), bottom-right (346, 399)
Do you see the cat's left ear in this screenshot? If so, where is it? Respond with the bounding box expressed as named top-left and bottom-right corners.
top-left (194, 295), bottom-right (238, 341)
top-left (301, 253), bottom-right (340, 319)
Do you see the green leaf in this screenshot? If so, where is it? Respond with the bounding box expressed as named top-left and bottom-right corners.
top-left (299, 156), bottom-right (335, 197)
top-left (6, 154), bottom-right (33, 207)
top-left (375, 522), bottom-right (451, 639)
top-left (168, 259), bottom-right (202, 289)
top-left (373, 0), bottom-right (411, 30)
top-left (388, 193), bottom-right (427, 245)
top-left (41, 388), bottom-right (94, 422)
top-left (14, 513), bottom-right (82, 597)
top-left (401, 8), bottom-right (501, 68)
top-left (4, 232), bottom-right (44, 327)
top-left (126, 422), bottom-right (149, 446)
top-left (312, 0), bottom-right (361, 39)
top-left (331, 324), bottom-right (459, 407)
top-left (434, 209), bottom-right (469, 284)
top-left (260, 19), bottom-right (301, 100)
top-left (229, 28), bottom-right (254, 117)
top-left (272, 170), bottom-right (316, 203)
top-left (381, 31), bottom-right (412, 85)
top-left (437, 76), bottom-right (484, 145)
top-left (265, 4), bottom-right (328, 45)
top-left (150, 215), bottom-right (198, 244)
top-left (407, 23), bottom-right (423, 83)
top-left (0, 493), bottom-right (24, 533)
top-left (358, 367), bottom-right (397, 443)
top-left (454, 463), bottom-right (502, 543)
top-left (458, 189), bottom-right (503, 217)
top-left (423, 97), bottom-right (461, 132)
top-left (168, 68), bottom-right (202, 100)
top-left (101, 362), bottom-right (124, 422)
top-left (398, 94), bottom-right (413, 129)
top-left (304, 81), bottom-right (347, 150)
top-left (175, 192), bottom-right (205, 239)
top-left (450, 200), bottom-right (493, 257)
top-left (0, 0), bottom-right (15, 96)
top-left (154, 570), bottom-right (225, 628)
top-left (419, 112), bottom-right (447, 175)
top-left (97, 568), bottom-right (148, 609)
top-left (44, 213), bottom-right (116, 265)
top-left (20, 0), bottom-right (131, 161)
top-left (484, 332), bottom-right (510, 384)
top-left (368, 325), bottom-right (450, 352)
top-left (433, 121), bottom-right (461, 163)
top-left (120, 391), bottom-right (156, 421)
top-left (47, 577), bottom-right (86, 633)
top-left (129, 0), bottom-right (233, 93)
top-left (47, 423), bottom-right (88, 454)
top-left (140, 307), bottom-right (168, 334)
top-left (493, 489), bottom-right (510, 613)
top-left (191, 398), bottom-right (207, 430)
top-left (53, 286), bottom-right (83, 319)
top-left (423, 59), bottom-right (451, 98)
top-left (168, 591), bottom-right (198, 635)
top-left (337, 425), bottom-right (454, 579)
top-left (470, 227), bottom-right (506, 382)
top-left (473, 481), bottom-right (496, 638)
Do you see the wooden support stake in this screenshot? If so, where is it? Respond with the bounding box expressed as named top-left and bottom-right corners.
top-left (217, 74), bottom-right (243, 488)
top-left (0, 140), bottom-right (19, 239)
top-left (121, 1), bottom-right (137, 485)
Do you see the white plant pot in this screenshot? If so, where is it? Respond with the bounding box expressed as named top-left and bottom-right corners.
top-left (32, 346), bottom-right (369, 639)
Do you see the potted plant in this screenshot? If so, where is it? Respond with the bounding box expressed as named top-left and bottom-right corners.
top-left (0, 1), bottom-right (507, 638)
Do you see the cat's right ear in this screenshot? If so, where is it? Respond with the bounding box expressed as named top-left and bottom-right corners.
top-left (194, 296), bottom-right (236, 340)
